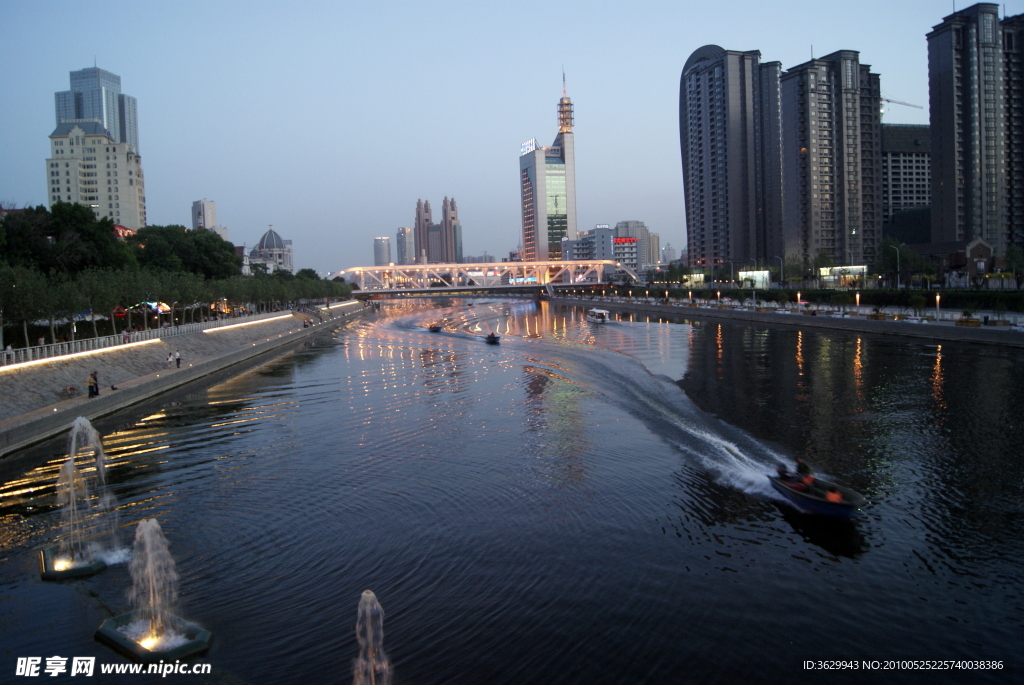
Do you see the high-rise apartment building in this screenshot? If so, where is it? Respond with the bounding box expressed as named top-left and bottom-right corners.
top-left (374, 237), bottom-right (392, 266)
top-left (881, 125), bottom-right (931, 223)
top-left (520, 81), bottom-right (577, 261)
top-left (55, 67), bottom-right (139, 152)
top-left (680, 46), bottom-right (784, 269)
top-left (46, 120), bottom-right (146, 229)
top-left (1004, 13), bottom-right (1024, 247)
top-left (928, 3), bottom-right (1024, 254)
top-left (781, 50), bottom-right (882, 267)
top-left (396, 227), bottom-right (414, 265)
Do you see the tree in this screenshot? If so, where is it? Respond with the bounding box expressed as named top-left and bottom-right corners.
top-left (295, 268), bottom-right (320, 281)
top-left (130, 225), bottom-right (241, 279)
top-left (1006, 245), bottom-right (1024, 287)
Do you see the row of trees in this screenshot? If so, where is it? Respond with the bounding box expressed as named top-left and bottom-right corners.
top-left (0, 203), bottom-right (352, 348)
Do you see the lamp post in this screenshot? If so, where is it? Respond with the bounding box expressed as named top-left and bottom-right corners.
top-left (845, 249), bottom-right (853, 265)
top-left (726, 260), bottom-right (734, 289)
top-left (774, 256), bottom-right (784, 288)
top-left (936, 294), bottom-right (941, 320)
top-left (889, 244), bottom-right (900, 289)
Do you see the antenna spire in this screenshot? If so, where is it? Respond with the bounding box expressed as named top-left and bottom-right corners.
top-left (562, 68), bottom-right (567, 97)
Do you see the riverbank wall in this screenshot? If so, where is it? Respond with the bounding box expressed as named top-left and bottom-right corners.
top-left (555, 297), bottom-right (1024, 348)
top-left (0, 301), bottom-right (368, 458)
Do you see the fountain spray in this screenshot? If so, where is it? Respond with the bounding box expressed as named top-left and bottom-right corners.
top-left (353, 590), bottom-right (391, 685)
top-left (128, 518), bottom-right (179, 644)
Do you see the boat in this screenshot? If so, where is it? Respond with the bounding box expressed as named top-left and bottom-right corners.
top-left (484, 333), bottom-right (500, 344)
top-left (768, 475), bottom-right (865, 518)
top-left (427, 324), bottom-right (442, 332)
top-left (586, 308), bottom-right (610, 324)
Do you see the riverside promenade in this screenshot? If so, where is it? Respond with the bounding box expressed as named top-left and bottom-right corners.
top-left (555, 295), bottom-right (1024, 348)
top-left (0, 300), bottom-right (368, 458)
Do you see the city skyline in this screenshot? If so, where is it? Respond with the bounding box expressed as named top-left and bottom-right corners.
top-left (0, 1), bottom-right (991, 274)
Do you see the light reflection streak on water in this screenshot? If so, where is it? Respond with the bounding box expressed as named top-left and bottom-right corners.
top-left (796, 331), bottom-right (804, 377)
top-left (931, 345), bottom-right (945, 409)
top-left (853, 337), bottom-right (863, 394)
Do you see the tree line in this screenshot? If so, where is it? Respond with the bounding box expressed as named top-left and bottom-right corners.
top-left (0, 202), bottom-right (352, 347)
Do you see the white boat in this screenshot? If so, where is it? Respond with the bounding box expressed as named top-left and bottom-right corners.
top-left (586, 308), bottom-right (610, 323)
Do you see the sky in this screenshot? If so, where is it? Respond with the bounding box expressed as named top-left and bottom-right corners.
top-left (2, 0), bottom-right (1019, 274)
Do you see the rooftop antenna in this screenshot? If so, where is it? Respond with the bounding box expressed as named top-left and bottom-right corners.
top-left (811, 45), bottom-right (814, 60)
top-left (562, 67), bottom-right (567, 97)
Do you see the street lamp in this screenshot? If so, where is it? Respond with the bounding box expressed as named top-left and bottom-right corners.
top-left (845, 249), bottom-right (853, 265)
top-left (889, 244), bottom-right (900, 289)
top-left (774, 256), bottom-right (784, 288)
top-left (936, 294), bottom-right (941, 319)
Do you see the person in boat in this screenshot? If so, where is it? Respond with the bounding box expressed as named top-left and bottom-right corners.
top-left (795, 457), bottom-right (815, 485)
top-left (825, 487), bottom-right (843, 503)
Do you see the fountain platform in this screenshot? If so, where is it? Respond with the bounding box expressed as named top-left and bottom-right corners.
top-left (38, 545), bottom-right (106, 581)
top-left (95, 610), bottom-right (212, 663)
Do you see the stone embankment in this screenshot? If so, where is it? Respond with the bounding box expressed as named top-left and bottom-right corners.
top-left (556, 297), bottom-right (1024, 348)
top-left (0, 301), bottom-right (368, 457)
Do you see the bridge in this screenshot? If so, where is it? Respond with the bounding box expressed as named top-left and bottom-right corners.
top-left (331, 260), bottom-right (639, 293)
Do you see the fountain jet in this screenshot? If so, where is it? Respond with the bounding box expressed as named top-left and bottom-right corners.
top-left (353, 590), bottom-right (391, 685)
top-left (95, 518), bottom-right (211, 663)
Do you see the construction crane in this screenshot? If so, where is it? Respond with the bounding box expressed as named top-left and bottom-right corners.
top-left (880, 96), bottom-right (923, 110)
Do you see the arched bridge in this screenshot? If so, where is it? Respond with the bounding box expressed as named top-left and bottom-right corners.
top-left (331, 260), bottom-right (639, 293)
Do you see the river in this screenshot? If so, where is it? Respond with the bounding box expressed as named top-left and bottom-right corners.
top-left (0, 299), bottom-right (1020, 683)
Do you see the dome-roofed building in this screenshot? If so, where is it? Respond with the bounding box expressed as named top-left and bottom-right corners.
top-left (249, 226), bottom-right (294, 274)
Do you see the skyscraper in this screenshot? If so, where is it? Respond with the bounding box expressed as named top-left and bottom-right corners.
top-left (928, 3), bottom-right (1024, 254)
top-left (374, 237), bottom-right (392, 266)
top-left (192, 200), bottom-right (217, 231)
top-left (414, 199), bottom-right (432, 264)
top-left (680, 46), bottom-right (783, 269)
top-left (520, 79), bottom-right (577, 261)
top-left (55, 67), bottom-right (139, 151)
top-left (781, 50), bottom-right (882, 267)
top-left (396, 227), bottom-right (414, 265)
top-left (413, 198), bottom-right (461, 263)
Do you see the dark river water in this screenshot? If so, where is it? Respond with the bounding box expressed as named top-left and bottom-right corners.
top-left (1, 299), bottom-right (1021, 684)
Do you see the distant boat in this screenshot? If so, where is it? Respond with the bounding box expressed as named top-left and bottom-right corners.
top-left (586, 308), bottom-right (610, 324)
top-left (768, 475), bottom-right (865, 518)
top-left (484, 333), bottom-right (500, 344)
top-left (427, 324), bottom-right (442, 332)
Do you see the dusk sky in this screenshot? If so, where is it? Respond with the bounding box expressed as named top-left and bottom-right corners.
top-left (2, 1), bottom-right (1015, 274)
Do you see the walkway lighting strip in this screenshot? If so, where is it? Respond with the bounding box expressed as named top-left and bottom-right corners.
top-left (0, 338), bottom-right (161, 374)
top-left (203, 314), bottom-right (293, 333)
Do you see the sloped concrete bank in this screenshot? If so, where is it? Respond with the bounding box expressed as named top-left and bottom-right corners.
top-left (555, 297), bottom-right (1024, 348)
top-left (0, 302), bottom-right (368, 458)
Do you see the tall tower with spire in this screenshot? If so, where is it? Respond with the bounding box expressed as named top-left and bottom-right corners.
top-left (519, 78), bottom-right (578, 261)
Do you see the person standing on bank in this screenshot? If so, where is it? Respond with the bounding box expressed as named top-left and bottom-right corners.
top-left (88, 371), bottom-right (99, 398)
top-left (175, 350), bottom-right (181, 368)
top-left (166, 352), bottom-right (173, 368)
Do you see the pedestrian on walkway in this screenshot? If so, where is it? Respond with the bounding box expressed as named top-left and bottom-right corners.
top-left (175, 350), bottom-right (181, 368)
top-left (87, 371), bottom-right (99, 398)
top-left (166, 352), bottom-right (173, 368)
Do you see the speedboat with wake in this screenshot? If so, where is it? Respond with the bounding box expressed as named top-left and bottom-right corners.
top-left (768, 472), bottom-right (865, 518)
top-left (484, 333), bottom-right (500, 344)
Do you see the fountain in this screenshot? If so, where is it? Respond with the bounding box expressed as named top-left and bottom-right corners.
top-left (39, 418), bottom-right (115, 580)
top-left (94, 518), bottom-right (212, 663)
top-left (353, 590), bottom-right (391, 685)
